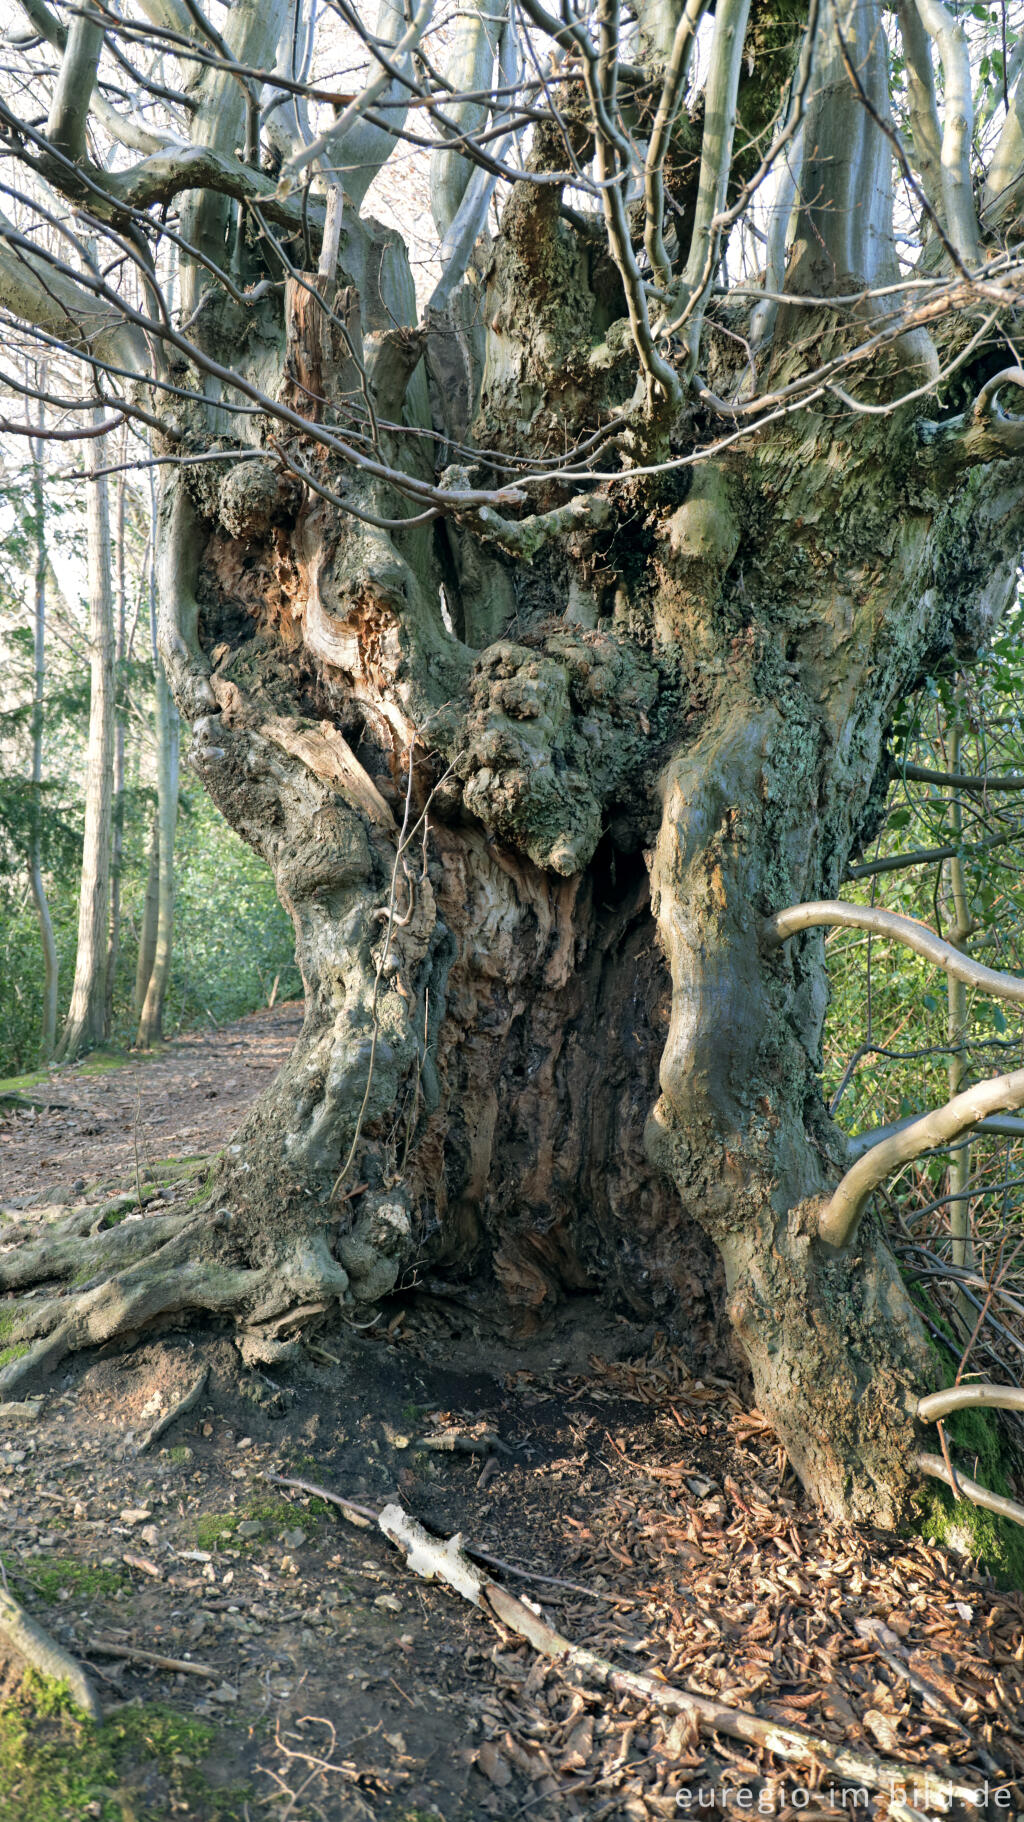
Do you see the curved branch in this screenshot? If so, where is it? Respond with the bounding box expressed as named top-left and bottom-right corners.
top-left (820, 1064), bottom-right (1024, 1248)
top-left (917, 1451), bottom-right (1024, 1529)
top-left (764, 899), bottom-right (1024, 1005)
top-left (917, 366), bottom-right (1024, 474)
top-left (846, 1111), bottom-right (1024, 1163)
top-left (919, 1383), bottom-right (1024, 1422)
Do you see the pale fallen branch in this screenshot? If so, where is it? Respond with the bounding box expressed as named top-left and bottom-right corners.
top-left (0, 1585), bottom-right (103, 1720)
top-left (919, 1382), bottom-right (1024, 1423)
top-left (137, 1365), bottom-right (208, 1453)
top-left (264, 1472), bottom-right (627, 1602)
top-left (917, 1452), bottom-right (1024, 1529)
top-left (85, 1637), bottom-right (221, 1680)
top-left (376, 1505), bottom-right (986, 1810)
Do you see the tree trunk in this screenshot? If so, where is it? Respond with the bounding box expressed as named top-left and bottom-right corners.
top-left (105, 469), bottom-right (127, 1037)
top-left (133, 817), bottom-right (160, 1023)
top-left (9, 4), bottom-right (1024, 1536)
top-left (136, 505), bottom-right (180, 1050)
top-left (27, 406), bottom-right (58, 1065)
top-left (56, 409), bottom-right (115, 1062)
top-left (135, 657), bottom-right (179, 1048)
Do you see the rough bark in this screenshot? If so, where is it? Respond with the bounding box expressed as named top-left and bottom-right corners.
top-left (9, 0), bottom-right (1024, 1536)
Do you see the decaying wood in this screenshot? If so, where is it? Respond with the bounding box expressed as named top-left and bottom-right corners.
top-left (376, 1504), bottom-right (986, 1812)
top-left (0, 1584), bottom-right (103, 1720)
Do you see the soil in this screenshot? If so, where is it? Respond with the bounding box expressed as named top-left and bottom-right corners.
top-left (0, 1008), bottom-right (1022, 1822)
top-left (0, 1002), bottom-right (304, 1206)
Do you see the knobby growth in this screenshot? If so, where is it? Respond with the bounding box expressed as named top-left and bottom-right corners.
top-left (4, 0), bottom-right (1024, 1528)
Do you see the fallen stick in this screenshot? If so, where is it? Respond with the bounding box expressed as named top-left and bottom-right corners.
top-left (85, 1638), bottom-right (221, 1681)
top-left (377, 1505), bottom-right (990, 1813)
top-left (0, 1585), bottom-right (103, 1720)
top-left (137, 1366), bottom-right (208, 1453)
top-left (264, 1472), bottom-right (630, 1602)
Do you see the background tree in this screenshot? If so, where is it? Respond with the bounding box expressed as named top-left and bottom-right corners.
top-left (27, 380), bottom-right (58, 1062)
top-left (3, 0), bottom-right (1024, 1529)
top-left (54, 408), bottom-right (115, 1062)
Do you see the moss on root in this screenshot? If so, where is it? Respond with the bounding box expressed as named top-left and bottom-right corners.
top-left (0, 1671), bottom-right (251, 1821)
top-left (909, 1292), bottom-right (1024, 1587)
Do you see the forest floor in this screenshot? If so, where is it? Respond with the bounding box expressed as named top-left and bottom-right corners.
top-left (0, 1008), bottom-right (1022, 1822)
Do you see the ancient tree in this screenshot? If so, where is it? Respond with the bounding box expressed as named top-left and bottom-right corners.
top-left (5, 0), bottom-right (1024, 1527)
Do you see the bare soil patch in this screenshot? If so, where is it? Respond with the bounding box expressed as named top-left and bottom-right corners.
top-left (0, 1003), bottom-right (303, 1205)
top-left (0, 1013), bottom-right (1021, 1820)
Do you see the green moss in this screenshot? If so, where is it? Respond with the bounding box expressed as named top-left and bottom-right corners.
top-left (0, 1069), bottom-right (49, 1097)
top-left (908, 1289), bottom-right (1024, 1587)
top-left (0, 1344), bottom-right (29, 1368)
top-left (166, 1445), bottom-right (193, 1465)
top-left (29, 1559), bottom-right (128, 1603)
top-left (0, 1671), bottom-right (252, 1821)
top-left (193, 1494), bottom-right (327, 1552)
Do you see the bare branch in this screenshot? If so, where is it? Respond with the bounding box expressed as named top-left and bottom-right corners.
top-left (643, 0), bottom-right (706, 294)
top-left (765, 899), bottom-right (1024, 1005)
top-left (0, 214), bottom-right (147, 372)
top-left (919, 1382), bottom-right (1024, 1421)
top-left (981, 60), bottom-right (1024, 227)
top-left (821, 1064), bottom-right (1024, 1248)
top-left (45, 4), bottom-right (103, 161)
top-left (917, 1451), bottom-right (1024, 1528)
top-left (913, 0), bottom-right (981, 264)
top-left (896, 1), bottom-right (944, 223)
top-left (900, 758), bottom-right (1024, 791)
top-left (847, 1112), bottom-right (1024, 1163)
top-left (662, 0), bottom-right (751, 375)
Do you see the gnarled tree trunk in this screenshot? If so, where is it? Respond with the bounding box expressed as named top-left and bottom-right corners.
top-left (7, 0), bottom-right (1024, 1534)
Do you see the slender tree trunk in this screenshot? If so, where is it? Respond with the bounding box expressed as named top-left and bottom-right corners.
top-left (105, 468), bottom-right (127, 1036)
top-left (944, 719), bottom-right (975, 1299)
top-left (56, 408), bottom-right (115, 1062)
top-left (27, 398), bottom-right (58, 1064)
top-left (133, 816), bottom-right (161, 1022)
top-left (136, 482), bottom-right (179, 1049)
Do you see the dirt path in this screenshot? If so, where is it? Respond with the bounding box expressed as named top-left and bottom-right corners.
top-left (0, 1017), bottom-right (1022, 1820)
top-left (0, 1002), bottom-right (303, 1206)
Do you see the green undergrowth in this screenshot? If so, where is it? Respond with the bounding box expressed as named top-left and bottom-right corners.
top-left (910, 1289), bottom-right (1024, 1588)
top-left (27, 1559), bottom-right (128, 1603)
top-left (0, 1670), bottom-right (251, 1821)
top-left (192, 1492), bottom-right (330, 1552)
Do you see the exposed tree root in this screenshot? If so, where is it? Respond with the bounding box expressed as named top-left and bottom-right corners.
top-left (0, 1198), bottom-right (351, 1395)
top-left (0, 1585), bottom-right (103, 1720)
